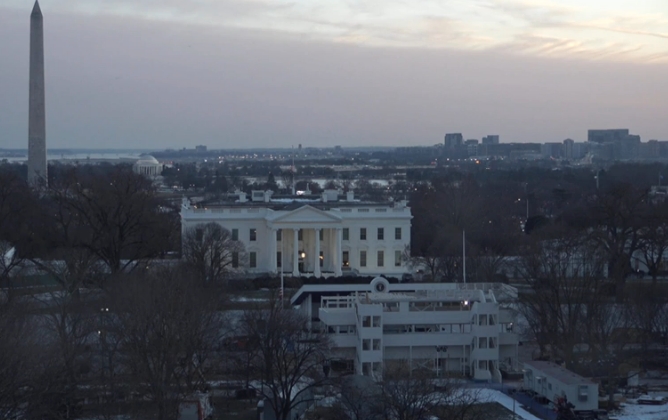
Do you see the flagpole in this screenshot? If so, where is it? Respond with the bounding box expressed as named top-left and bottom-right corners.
top-left (280, 233), bottom-right (285, 309)
top-left (462, 229), bottom-right (466, 284)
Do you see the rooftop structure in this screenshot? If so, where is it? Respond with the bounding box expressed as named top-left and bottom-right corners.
top-left (292, 278), bottom-right (520, 381)
top-left (523, 360), bottom-right (598, 412)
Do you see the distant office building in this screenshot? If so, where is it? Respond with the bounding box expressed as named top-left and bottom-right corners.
top-left (465, 139), bottom-right (479, 156)
top-left (563, 139), bottom-right (574, 160)
top-left (444, 133), bottom-right (464, 149)
top-left (195, 145), bottom-right (207, 153)
top-left (541, 143), bottom-right (563, 159)
top-left (588, 129), bottom-right (629, 144)
top-left (482, 135), bottom-right (500, 145)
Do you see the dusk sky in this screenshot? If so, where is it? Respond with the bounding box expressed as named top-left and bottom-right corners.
top-left (1, 0), bottom-right (667, 149)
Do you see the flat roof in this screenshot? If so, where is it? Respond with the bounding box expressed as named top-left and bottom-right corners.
top-left (524, 361), bottom-right (596, 386)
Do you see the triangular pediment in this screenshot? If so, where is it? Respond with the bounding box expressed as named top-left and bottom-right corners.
top-left (268, 205), bottom-right (342, 224)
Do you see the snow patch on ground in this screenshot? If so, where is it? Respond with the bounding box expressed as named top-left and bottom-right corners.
top-left (476, 389), bottom-right (542, 420)
top-left (613, 402), bottom-right (668, 420)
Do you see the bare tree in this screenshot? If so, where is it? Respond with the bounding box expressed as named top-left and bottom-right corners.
top-left (0, 300), bottom-right (38, 419)
top-left (238, 298), bottom-right (331, 420)
top-left (48, 166), bottom-right (176, 276)
top-left (182, 222), bottom-right (246, 284)
top-left (517, 229), bottom-right (608, 366)
top-left (109, 266), bottom-right (221, 420)
top-left (370, 361), bottom-right (483, 420)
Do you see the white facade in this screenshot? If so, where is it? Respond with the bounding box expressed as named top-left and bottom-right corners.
top-left (133, 155), bottom-right (162, 177)
top-left (291, 278), bottom-right (520, 381)
top-left (180, 191), bottom-right (412, 277)
top-left (523, 361), bottom-right (599, 411)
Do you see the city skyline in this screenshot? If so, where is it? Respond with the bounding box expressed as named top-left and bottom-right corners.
top-left (0, 0), bottom-right (666, 149)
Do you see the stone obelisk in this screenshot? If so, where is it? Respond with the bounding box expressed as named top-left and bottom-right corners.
top-left (28, 0), bottom-right (47, 187)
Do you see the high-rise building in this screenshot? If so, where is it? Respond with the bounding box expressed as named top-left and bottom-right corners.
top-left (587, 129), bottom-right (629, 144)
top-left (444, 133), bottom-right (463, 149)
top-left (28, 1), bottom-right (47, 186)
top-left (482, 135), bottom-right (500, 145)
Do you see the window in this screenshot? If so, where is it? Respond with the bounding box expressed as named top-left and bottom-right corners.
top-left (395, 250), bottom-right (402, 267)
top-left (478, 337), bottom-right (488, 348)
top-left (319, 229), bottom-right (323, 241)
top-left (343, 228), bottom-right (349, 241)
top-left (298, 229), bottom-right (303, 241)
top-left (232, 228), bottom-right (239, 241)
top-left (395, 227), bottom-right (402, 240)
top-left (277, 252), bottom-right (282, 268)
top-left (377, 228), bottom-right (384, 240)
top-left (360, 251), bottom-right (367, 267)
top-left (319, 251), bottom-right (324, 267)
top-left (373, 339), bottom-right (381, 350)
top-left (373, 316), bottom-right (381, 327)
top-left (362, 316), bottom-right (371, 327)
top-left (249, 252), bottom-right (257, 268)
top-left (343, 251), bottom-right (350, 267)
top-left (360, 228), bottom-right (367, 240)
top-left (362, 339), bottom-right (371, 350)
top-left (276, 229), bottom-right (282, 241)
top-left (250, 228), bottom-right (257, 241)
top-left (377, 250), bottom-right (384, 267)
top-left (232, 252), bottom-right (239, 268)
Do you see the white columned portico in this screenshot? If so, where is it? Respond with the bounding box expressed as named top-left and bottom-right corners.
top-left (269, 228), bottom-right (277, 274)
top-left (293, 228), bottom-right (300, 276)
top-left (314, 228), bottom-right (321, 277)
top-left (334, 227), bottom-right (343, 276)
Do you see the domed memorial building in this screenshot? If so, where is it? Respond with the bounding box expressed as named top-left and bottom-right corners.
top-left (133, 154), bottom-right (162, 177)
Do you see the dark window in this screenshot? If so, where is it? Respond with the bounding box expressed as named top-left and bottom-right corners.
top-left (319, 229), bottom-right (323, 241)
top-left (298, 229), bottom-right (303, 241)
top-left (250, 252), bottom-right (257, 268)
top-left (343, 251), bottom-right (350, 266)
top-left (360, 228), bottom-right (367, 240)
top-left (360, 251), bottom-right (367, 267)
top-left (395, 250), bottom-right (402, 267)
top-left (377, 228), bottom-right (384, 240)
top-left (395, 227), bottom-right (402, 240)
top-left (232, 229), bottom-right (239, 241)
top-left (232, 252), bottom-right (239, 268)
top-left (377, 250), bottom-right (384, 267)
top-left (277, 252), bottom-right (282, 268)
top-left (343, 228), bottom-right (349, 241)
top-left (277, 229), bottom-right (282, 241)
top-left (249, 228), bottom-right (256, 241)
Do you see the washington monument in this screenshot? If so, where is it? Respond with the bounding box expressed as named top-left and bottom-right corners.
top-left (28, 0), bottom-right (47, 186)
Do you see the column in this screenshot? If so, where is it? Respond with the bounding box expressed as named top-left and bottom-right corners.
top-left (269, 228), bottom-right (277, 274)
top-left (292, 228), bottom-right (300, 277)
top-left (314, 228), bottom-right (321, 277)
top-left (334, 228), bottom-right (343, 276)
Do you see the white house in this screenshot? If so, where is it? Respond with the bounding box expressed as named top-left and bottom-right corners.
top-left (523, 360), bottom-right (599, 412)
top-left (180, 190), bottom-right (412, 277)
top-left (290, 277), bottom-right (520, 382)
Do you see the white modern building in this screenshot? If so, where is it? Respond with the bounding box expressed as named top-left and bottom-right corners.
top-left (291, 277), bottom-right (520, 381)
top-left (180, 190), bottom-right (412, 277)
top-left (133, 154), bottom-right (162, 177)
top-left (523, 360), bottom-right (599, 412)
